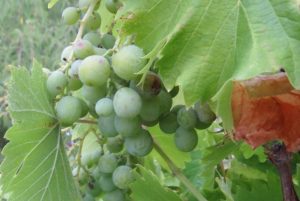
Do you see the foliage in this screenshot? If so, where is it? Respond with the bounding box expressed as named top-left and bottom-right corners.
top-left (1, 0), bottom-right (300, 201)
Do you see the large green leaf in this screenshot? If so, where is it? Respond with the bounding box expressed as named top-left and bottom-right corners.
top-left (0, 64), bottom-right (82, 201)
top-left (130, 166), bottom-right (182, 201)
top-left (121, 0), bottom-right (300, 129)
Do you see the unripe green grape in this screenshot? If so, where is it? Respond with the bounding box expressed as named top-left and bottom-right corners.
top-left (113, 87), bottom-right (142, 118)
top-left (55, 96), bottom-right (82, 126)
top-left (79, 55), bottom-right (111, 87)
top-left (79, 99), bottom-right (89, 117)
top-left (69, 60), bottom-right (82, 78)
top-left (112, 165), bottom-right (134, 189)
top-left (81, 85), bottom-right (106, 104)
top-left (169, 86), bottom-right (179, 98)
top-left (61, 45), bottom-right (73, 64)
top-left (142, 119), bottom-right (159, 127)
top-left (101, 33), bottom-right (116, 49)
top-left (47, 71), bottom-right (68, 97)
top-left (98, 153), bottom-right (118, 173)
top-left (103, 189), bottom-right (125, 201)
top-left (83, 193), bottom-right (95, 201)
top-left (112, 45), bottom-right (146, 81)
top-left (105, 0), bottom-right (122, 14)
top-left (73, 39), bottom-right (94, 59)
top-left (68, 77), bottom-right (83, 91)
top-left (81, 149), bottom-right (101, 168)
top-left (157, 90), bottom-right (173, 115)
top-left (159, 112), bottom-right (179, 134)
top-left (95, 98), bottom-right (114, 116)
top-left (91, 166), bottom-right (104, 179)
top-left (62, 7), bottom-right (80, 25)
top-left (86, 12), bottom-right (101, 30)
top-left (98, 113), bottom-right (118, 137)
top-left (83, 32), bottom-right (101, 46)
top-left (194, 102), bottom-right (216, 128)
top-left (140, 97), bottom-right (160, 122)
top-left (79, 0), bottom-right (100, 11)
top-left (107, 136), bottom-right (124, 153)
top-left (114, 116), bottom-right (141, 137)
top-left (125, 129), bottom-right (153, 157)
top-left (177, 107), bottom-right (197, 129)
top-left (94, 47), bottom-right (107, 55)
top-left (174, 127), bottom-right (198, 152)
top-left (99, 174), bottom-right (117, 192)
top-left (87, 180), bottom-right (102, 197)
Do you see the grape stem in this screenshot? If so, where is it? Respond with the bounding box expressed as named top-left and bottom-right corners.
top-left (77, 119), bottom-right (98, 125)
top-left (265, 143), bottom-right (299, 201)
top-left (153, 139), bottom-right (208, 201)
top-left (76, 130), bottom-right (90, 176)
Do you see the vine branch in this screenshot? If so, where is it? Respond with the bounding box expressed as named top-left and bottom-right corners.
top-left (153, 139), bottom-right (208, 201)
top-left (265, 143), bottom-right (299, 201)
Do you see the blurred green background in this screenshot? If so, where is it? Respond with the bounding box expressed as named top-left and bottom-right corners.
top-left (0, 0), bottom-right (77, 143)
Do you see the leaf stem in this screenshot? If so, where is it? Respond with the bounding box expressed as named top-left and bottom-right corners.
top-left (153, 139), bottom-right (208, 201)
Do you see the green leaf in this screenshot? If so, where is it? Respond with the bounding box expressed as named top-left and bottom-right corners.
top-left (121, 0), bottom-right (196, 53)
top-left (48, 0), bottom-right (60, 9)
top-left (1, 65), bottom-right (82, 201)
top-left (121, 0), bottom-right (300, 129)
top-left (184, 141), bottom-right (240, 191)
top-left (130, 165), bottom-right (182, 201)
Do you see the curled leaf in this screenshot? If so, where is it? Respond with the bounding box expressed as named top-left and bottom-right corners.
top-left (232, 73), bottom-right (300, 152)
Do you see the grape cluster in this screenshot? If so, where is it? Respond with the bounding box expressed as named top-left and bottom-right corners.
top-left (47, 0), bottom-right (216, 200)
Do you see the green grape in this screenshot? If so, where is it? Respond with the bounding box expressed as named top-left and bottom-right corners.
top-left (174, 127), bottom-right (198, 152)
top-left (47, 71), bottom-right (68, 97)
top-left (68, 77), bottom-right (83, 91)
top-left (83, 193), bottom-right (95, 201)
top-left (105, 0), bottom-right (122, 14)
top-left (98, 153), bottom-right (118, 173)
top-left (113, 87), bottom-right (142, 118)
top-left (169, 86), bottom-right (179, 98)
top-left (177, 107), bottom-right (197, 129)
top-left (112, 45), bottom-right (146, 81)
top-left (81, 149), bottom-right (101, 168)
top-left (140, 97), bottom-right (161, 122)
top-left (79, 55), bottom-right (111, 87)
top-left (114, 116), bottom-right (141, 137)
top-left (81, 85), bottom-right (106, 104)
top-left (88, 180), bottom-right (102, 197)
top-left (98, 113), bottom-right (118, 137)
top-left (112, 165), bottom-right (134, 189)
top-left (103, 189), bottom-right (125, 201)
top-left (171, 104), bottom-right (185, 113)
top-left (194, 102), bottom-right (216, 129)
top-left (83, 32), bottom-right (101, 46)
top-left (69, 60), bottom-right (82, 78)
top-left (107, 136), bottom-right (124, 153)
top-left (124, 129), bottom-right (153, 157)
top-left (62, 7), bottom-right (80, 25)
top-left (95, 98), bottom-right (114, 116)
top-left (73, 39), bottom-right (94, 59)
top-left (86, 12), bottom-right (101, 30)
top-left (91, 166), bottom-right (104, 179)
top-left (79, 0), bottom-right (91, 10)
top-left (55, 96), bottom-right (82, 126)
top-left (99, 174), bottom-right (117, 192)
top-left (157, 90), bottom-right (172, 115)
top-left (94, 47), bottom-right (107, 55)
top-left (61, 45), bottom-right (73, 63)
top-left (159, 112), bottom-right (179, 134)
top-left (101, 33), bottom-right (116, 49)
top-left (142, 119), bottom-right (159, 127)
